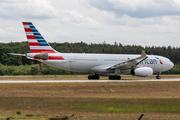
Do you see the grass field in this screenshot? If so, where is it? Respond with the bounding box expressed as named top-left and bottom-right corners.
top-left (0, 75), bottom-right (180, 119)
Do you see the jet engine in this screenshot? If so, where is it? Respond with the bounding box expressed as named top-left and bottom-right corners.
top-left (131, 67), bottom-right (153, 77)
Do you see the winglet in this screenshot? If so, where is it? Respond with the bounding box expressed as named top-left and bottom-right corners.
top-left (136, 50), bottom-right (148, 65)
top-left (141, 50), bottom-right (146, 58)
top-left (137, 50), bottom-right (146, 59)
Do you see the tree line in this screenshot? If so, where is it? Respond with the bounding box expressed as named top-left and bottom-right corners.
top-left (0, 41), bottom-right (180, 75)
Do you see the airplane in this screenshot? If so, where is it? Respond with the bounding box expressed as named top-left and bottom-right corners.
top-left (8, 22), bottom-right (174, 80)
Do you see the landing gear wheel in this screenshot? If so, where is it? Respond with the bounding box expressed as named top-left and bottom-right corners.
top-left (156, 72), bottom-right (161, 79)
top-left (156, 76), bottom-right (161, 79)
top-left (96, 75), bottom-right (100, 79)
top-left (88, 75), bottom-right (92, 79)
top-left (88, 74), bottom-right (100, 80)
top-left (109, 75), bottom-right (121, 80)
top-left (117, 76), bottom-right (121, 80)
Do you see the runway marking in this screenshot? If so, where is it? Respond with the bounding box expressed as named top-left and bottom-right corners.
top-left (0, 79), bottom-right (180, 83)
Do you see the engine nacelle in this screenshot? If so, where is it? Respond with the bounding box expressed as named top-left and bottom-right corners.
top-left (131, 67), bottom-right (153, 77)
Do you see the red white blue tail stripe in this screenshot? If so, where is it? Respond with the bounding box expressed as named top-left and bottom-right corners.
top-left (23, 22), bottom-right (57, 53)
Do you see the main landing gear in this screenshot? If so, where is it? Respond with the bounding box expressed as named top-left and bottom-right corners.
top-left (88, 73), bottom-right (121, 80)
top-left (88, 73), bottom-right (100, 80)
top-left (156, 72), bottom-right (161, 79)
top-left (109, 75), bottom-right (121, 80)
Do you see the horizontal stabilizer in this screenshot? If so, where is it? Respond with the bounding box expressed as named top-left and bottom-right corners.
top-left (7, 53), bottom-right (26, 56)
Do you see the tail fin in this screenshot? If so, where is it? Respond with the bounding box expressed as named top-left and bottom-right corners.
top-left (22, 22), bottom-right (58, 53)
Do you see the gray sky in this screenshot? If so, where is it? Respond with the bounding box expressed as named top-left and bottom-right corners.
top-left (0, 0), bottom-right (180, 47)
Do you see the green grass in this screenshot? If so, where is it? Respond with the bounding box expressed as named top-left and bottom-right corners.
top-left (1, 81), bottom-right (180, 119)
top-left (71, 98), bottom-right (180, 113)
top-left (1, 97), bottom-right (180, 114)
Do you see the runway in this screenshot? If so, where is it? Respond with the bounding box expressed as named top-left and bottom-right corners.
top-left (0, 79), bottom-right (180, 83)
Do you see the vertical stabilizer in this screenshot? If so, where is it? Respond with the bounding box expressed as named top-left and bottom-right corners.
top-left (22, 22), bottom-right (58, 53)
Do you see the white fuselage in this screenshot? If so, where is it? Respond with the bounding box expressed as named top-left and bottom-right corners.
top-left (27, 53), bottom-right (174, 76)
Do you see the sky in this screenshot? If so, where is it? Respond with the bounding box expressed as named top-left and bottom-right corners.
top-left (0, 0), bottom-right (180, 47)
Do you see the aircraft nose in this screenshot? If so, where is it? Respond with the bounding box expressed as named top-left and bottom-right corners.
top-left (163, 59), bottom-right (174, 71)
top-left (169, 62), bottom-right (174, 69)
top-left (167, 61), bottom-right (174, 70)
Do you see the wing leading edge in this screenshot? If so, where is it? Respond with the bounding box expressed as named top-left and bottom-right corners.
top-left (108, 50), bottom-right (148, 70)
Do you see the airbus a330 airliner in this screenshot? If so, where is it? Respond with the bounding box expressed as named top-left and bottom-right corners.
top-left (9, 22), bottom-right (174, 80)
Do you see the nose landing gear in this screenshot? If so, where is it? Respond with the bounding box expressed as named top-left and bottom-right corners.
top-left (156, 72), bottom-right (161, 79)
top-left (156, 76), bottom-right (161, 79)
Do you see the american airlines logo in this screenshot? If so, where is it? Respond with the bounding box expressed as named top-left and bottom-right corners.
top-left (139, 57), bottom-right (163, 64)
top-left (128, 57), bottom-right (163, 64)
top-left (155, 57), bottom-right (163, 64)
top-left (140, 59), bottom-right (158, 64)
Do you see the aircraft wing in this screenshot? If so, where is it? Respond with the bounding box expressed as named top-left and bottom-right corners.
top-left (109, 50), bottom-right (148, 70)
